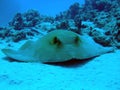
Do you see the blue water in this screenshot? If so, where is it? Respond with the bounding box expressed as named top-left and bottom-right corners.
top-left (0, 0), bottom-right (84, 26)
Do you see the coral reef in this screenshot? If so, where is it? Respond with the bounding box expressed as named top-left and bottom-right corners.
top-left (1, 0), bottom-right (120, 48)
top-left (0, 27), bottom-right (40, 42)
top-left (54, 0), bottom-right (120, 48)
top-left (55, 2), bottom-right (82, 20)
top-left (9, 10), bottom-right (41, 30)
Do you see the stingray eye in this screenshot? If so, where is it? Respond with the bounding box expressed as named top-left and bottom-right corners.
top-left (74, 36), bottom-right (80, 44)
top-left (52, 36), bottom-right (62, 46)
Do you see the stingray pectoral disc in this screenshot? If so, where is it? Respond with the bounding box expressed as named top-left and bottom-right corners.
top-left (1, 30), bottom-right (114, 63)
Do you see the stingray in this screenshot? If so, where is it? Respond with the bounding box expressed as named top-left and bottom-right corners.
top-left (1, 30), bottom-right (114, 63)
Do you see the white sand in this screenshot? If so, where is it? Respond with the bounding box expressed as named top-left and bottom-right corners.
top-left (0, 41), bottom-right (120, 90)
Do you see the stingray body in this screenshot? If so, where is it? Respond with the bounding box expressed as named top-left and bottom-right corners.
top-left (2, 30), bottom-right (114, 63)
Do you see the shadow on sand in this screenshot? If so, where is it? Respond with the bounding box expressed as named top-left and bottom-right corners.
top-left (2, 56), bottom-right (96, 68)
top-left (45, 57), bottom-right (95, 68)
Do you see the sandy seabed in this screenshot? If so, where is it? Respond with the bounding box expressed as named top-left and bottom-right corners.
top-left (0, 41), bottom-right (120, 90)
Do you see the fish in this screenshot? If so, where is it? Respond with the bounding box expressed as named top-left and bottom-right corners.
top-left (2, 30), bottom-right (114, 63)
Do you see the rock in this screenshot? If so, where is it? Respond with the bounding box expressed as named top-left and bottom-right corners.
top-left (37, 22), bottom-right (56, 32)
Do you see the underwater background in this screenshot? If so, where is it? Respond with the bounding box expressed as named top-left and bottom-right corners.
top-left (0, 0), bottom-right (120, 90)
top-left (0, 0), bottom-right (84, 26)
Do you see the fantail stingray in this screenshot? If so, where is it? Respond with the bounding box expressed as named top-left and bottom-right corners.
top-left (2, 30), bottom-right (114, 63)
